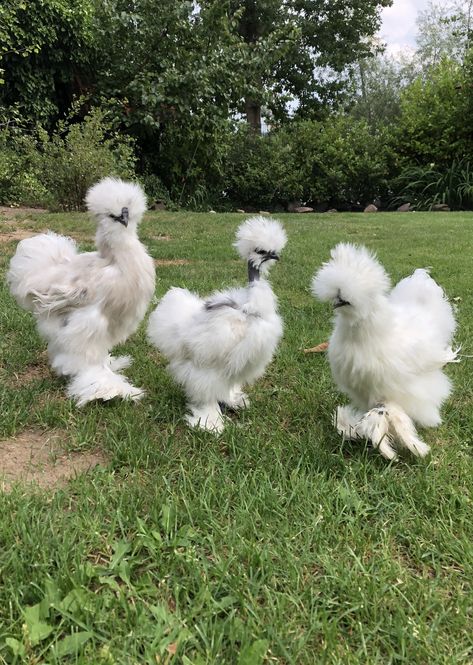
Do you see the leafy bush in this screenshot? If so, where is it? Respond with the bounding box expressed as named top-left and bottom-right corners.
top-left (0, 106), bottom-right (138, 210)
top-left (139, 173), bottom-right (173, 208)
top-left (38, 106), bottom-right (137, 210)
top-left (224, 126), bottom-right (303, 209)
top-left (396, 58), bottom-right (468, 167)
top-left (286, 117), bottom-right (395, 209)
top-left (392, 159), bottom-right (473, 210)
top-left (0, 129), bottom-right (50, 206)
top-left (223, 118), bottom-right (394, 210)
top-left (155, 116), bottom-right (234, 210)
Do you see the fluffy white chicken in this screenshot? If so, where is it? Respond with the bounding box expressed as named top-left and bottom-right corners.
top-left (147, 216), bottom-right (287, 432)
top-left (312, 243), bottom-right (457, 460)
top-left (7, 177), bottom-right (155, 405)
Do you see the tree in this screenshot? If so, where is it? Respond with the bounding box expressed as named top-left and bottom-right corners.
top-left (0, 0), bottom-right (96, 126)
top-left (416, 0), bottom-right (473, 68)
top-left (348, 52), bottom-right (418, 128)
top-left (227, 0), bottom-right (393, 130)
top-left (88, 0), bottom-right (250, 203)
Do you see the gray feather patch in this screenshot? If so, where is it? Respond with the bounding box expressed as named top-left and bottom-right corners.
top-left (204, 297), bottom-right (239, 311)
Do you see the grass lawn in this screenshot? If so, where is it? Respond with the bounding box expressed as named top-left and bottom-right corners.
top-left (0, 209), bottom-right (472, 664)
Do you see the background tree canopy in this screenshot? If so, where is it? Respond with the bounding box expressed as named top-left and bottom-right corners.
top-left (2, 0), bottom-right (473, 211)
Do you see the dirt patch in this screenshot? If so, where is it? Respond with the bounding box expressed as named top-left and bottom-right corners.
top-left (0, 206), bottom-right (48, 216)
top-left (10, 356), bottom-right (52, 387)
top-left (0, 230), bottom-right (37, 243)
top-left (0, 430), bottom-right (108, 492)
top-left (154, 258), bottom-right (191, 266)
top-left (0, 229), bottom-right (93, 246)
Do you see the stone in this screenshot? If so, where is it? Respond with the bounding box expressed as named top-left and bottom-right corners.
top-left (259, 210), bottom-right (271, 215)
top-left (209, 209), bottom-right (217, 214)
top-left (151, 200), bottom-right (166, 211)
top-left (327, 208), bottom-right (338, 213)
top-left (397, 203), bottom-right (411, 212)
top-left (364, 204), bottom-right (378, 213)
top-left (294, 206), bottom-right (314, 213)
top-left (431, 203), bottom-right (450, 212)
top-left (236, 209), bottom-right (245, 213)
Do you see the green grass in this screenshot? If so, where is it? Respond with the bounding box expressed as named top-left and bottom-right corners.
top-left (0, 210), bottom-right (473, 664)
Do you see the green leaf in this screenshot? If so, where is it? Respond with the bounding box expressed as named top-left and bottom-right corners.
top-left (161, 503), bottom-right (176, 534)
top-left (238, 640), bottom-right (269, 665)
top-left (29, 621), bottom-right (55, 646)
top-left (109, 540), bottom-right (131, 569)
top-left (23, 603), bottom-right (54, 645)
top-left (58, 587), bottom-right (88, 614)
top-left (5, 637), bottom-right (26, 657)
top-left (52, 631), bottom-right (93, 657)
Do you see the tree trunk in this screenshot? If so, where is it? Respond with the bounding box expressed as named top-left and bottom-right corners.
top-left (245, 98), bottom-right (262, 133)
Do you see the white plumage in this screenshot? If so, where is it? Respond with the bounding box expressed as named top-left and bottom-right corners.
top-left (147, 216), bottom-right (287, 432)
top-left (7, 177), bottom-right (155, 405)
top-left (312, 243), bottom-right (457, 459)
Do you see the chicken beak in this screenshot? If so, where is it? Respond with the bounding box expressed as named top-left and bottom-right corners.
top-left (333, 294), bottom-right (350, 308)
top-left (119, 207), bottom-right (129, 227)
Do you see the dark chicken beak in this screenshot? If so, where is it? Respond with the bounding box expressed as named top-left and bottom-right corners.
top-left (254, 248), bottom-right (279, 263)
top-left (110, 207), bottom-right (129, 227)
top-left (334, 294), bottom-right (351, 308)
top-left (119, 207), bottom-right (129, 227)
top-left (248, 249), bottom-right (280, 283)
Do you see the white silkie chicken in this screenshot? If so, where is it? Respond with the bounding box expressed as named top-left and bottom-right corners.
top-left (312, 243), bottom-right (457, 460)
top-left (147, 216), bottom-right (287, 432)
top-left (7, 177), bottom-right (155, 405)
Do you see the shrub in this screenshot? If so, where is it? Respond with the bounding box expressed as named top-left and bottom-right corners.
top-left (155, 116), bottom-right (234, 210)
top-left (286, 117), bottom-right (395, 209)
top-left (396, 58), bottom-right (467, 167)
top-left (0, 106), bottom-right (138, 210)
top-left (223, 118), bottom-right (395, 211)
top-left (0, 129), bottom-right (50, 206)
top-left (392, 159), bottom-right (473, 210)
top-left (224, 126), bottom-right (303, 209)
top-left (139, 173), bottom-right (173, 208)
top-left (38, 106), bottom-right (137, 210)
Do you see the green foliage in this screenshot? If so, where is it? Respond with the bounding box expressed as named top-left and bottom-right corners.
top-left (392, 159), bottom-right (473, 210)
top-left (224, 126), bottom-right (303, 208)
top-left (39, 106), bottom-right (137, 211)
top-left (0, 0), bottom-right (406, 210)
top-left (396, 58), bottom-right (469, 166)
top-left (348, 54), bottom-right (419, 129)
top-left (0, 107), bottom-right (137, 210)
top-left (89, 1), bottom-right (249, 208)
top-left (0, 129), bottom-right (49, 206)
top-left (228, 0), bottom-right (393, 121)
top-left (157, 117), bottom-right (233, 209)
top-left (139, 173), bottom-right (172, 208)
top-left (224, 117), bottom-right (395, 210)
top-left (287, 117), bottom-right (395, 207)
top-left (0, 0), bottom-right (96, 125)
top-left (416, 1), bottom-right (469, 68)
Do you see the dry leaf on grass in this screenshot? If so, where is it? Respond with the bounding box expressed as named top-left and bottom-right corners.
top-left (303, 341), bottom-right (329, 354)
